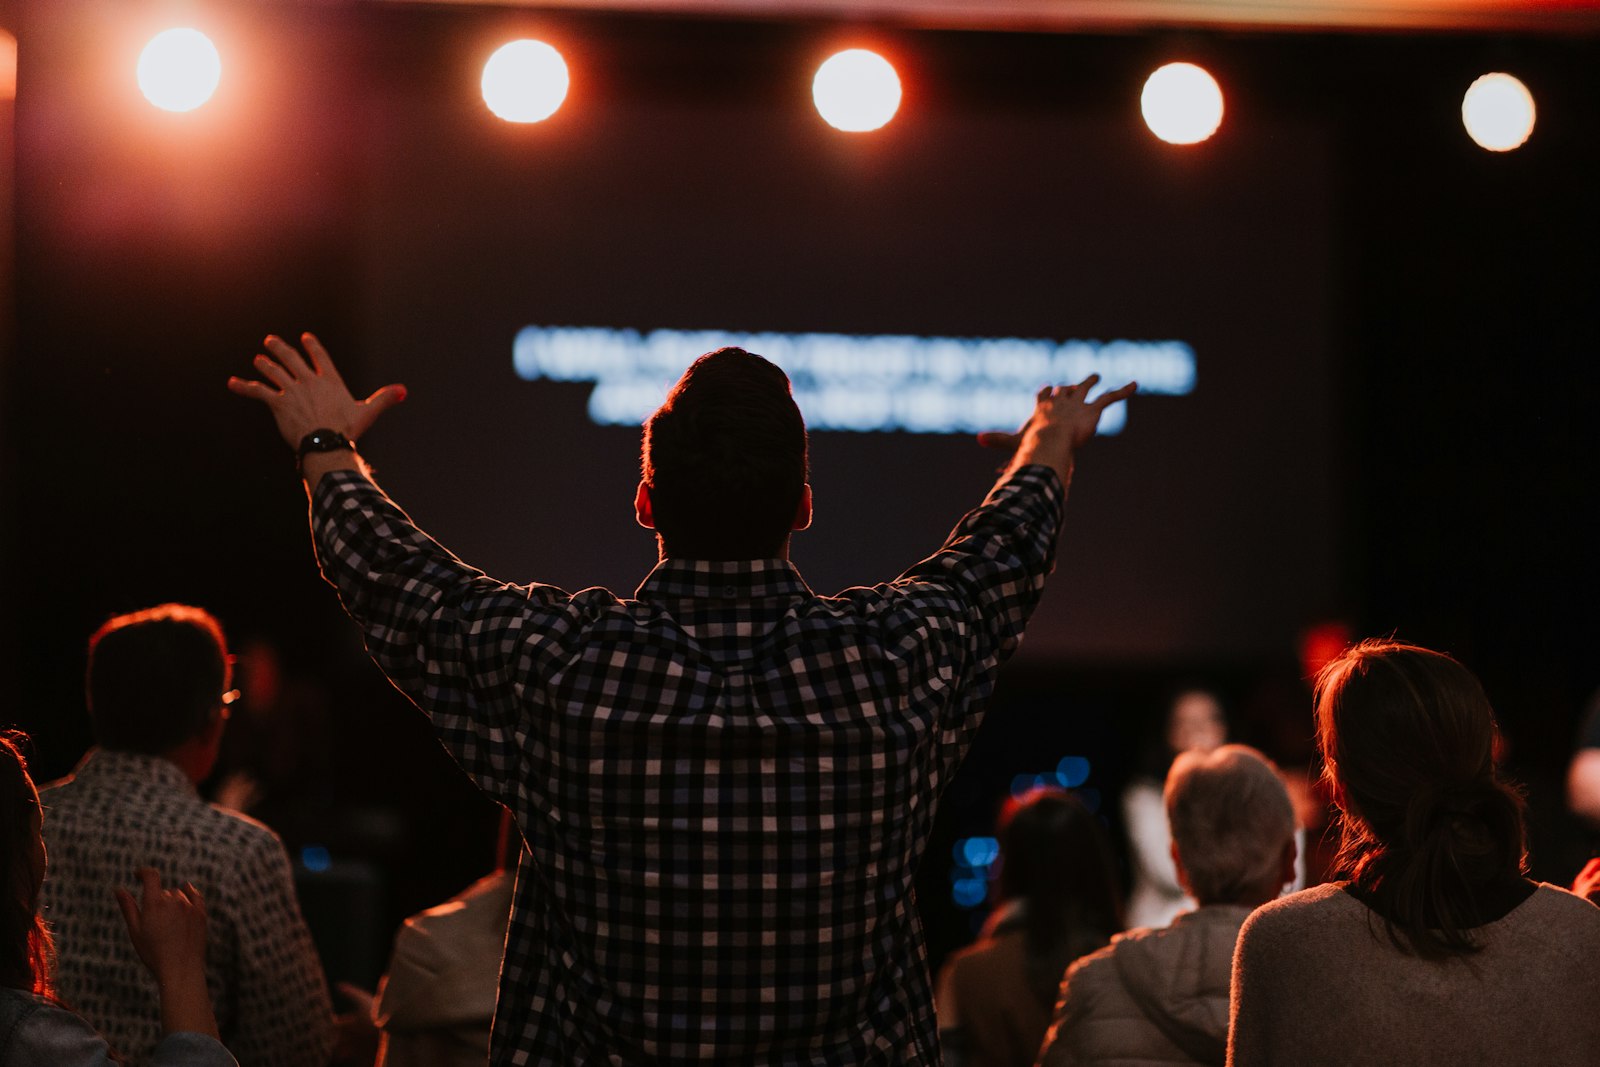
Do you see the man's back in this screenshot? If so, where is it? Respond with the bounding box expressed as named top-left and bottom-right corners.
top-left (312, 464), bottom-right (1066, 1065)
top-left (41, 749), bottom-right (333, 1067)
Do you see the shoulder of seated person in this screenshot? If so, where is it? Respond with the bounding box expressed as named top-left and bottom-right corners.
top-left (1528, 882), bottom-right (1600, 925)
top-left (1238, 883), bottom-right (1350, 938)
top-left (203, 802), bottom-right (289, 848)
top-left (8, 994), bottom-right (116, 1060)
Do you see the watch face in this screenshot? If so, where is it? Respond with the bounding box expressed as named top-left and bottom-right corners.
top-left (304, 430), bottom-right (348, 450)
top-left (298, 430), bottom-right (353, 466)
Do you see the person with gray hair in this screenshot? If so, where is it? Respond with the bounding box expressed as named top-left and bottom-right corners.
top-left (1034, 745), bottom-right (1295, 1067)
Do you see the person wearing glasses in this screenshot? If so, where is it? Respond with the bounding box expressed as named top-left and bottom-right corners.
top-left (39, 605), bottom-right (333, 1067)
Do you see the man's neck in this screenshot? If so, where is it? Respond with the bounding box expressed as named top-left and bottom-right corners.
top-left (656, 538), bottom-right (791, 563)
top-left (162, 740), bottom-right (215, 786)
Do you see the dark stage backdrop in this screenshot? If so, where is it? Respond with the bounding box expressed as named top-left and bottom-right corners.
top-left (355, 17), bottom-right (1337, 665)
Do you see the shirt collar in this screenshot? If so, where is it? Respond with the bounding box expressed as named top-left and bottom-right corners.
top-left (73, 747), bottom-right (197, 796)
top-left (635, 558), bottom-right (813, 603)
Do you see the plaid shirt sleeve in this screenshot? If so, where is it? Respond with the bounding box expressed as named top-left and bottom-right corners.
top-left (900, 463), bottom-right (1063, 642)
top-left (877, 463), bottom-right (1066, 726)
top-left (310, 471), bottom-right (584, 804)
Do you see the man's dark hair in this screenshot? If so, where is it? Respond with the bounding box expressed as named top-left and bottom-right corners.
top-left (642, 347), bottom-right (808, 560)
top-left (86, 604), bottom-right (230, 755)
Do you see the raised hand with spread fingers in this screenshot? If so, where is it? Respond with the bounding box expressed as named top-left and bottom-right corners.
top-left (977, 373), bottom-right (1139, 484)
top-left (227, 332), bottom-right (406, 484)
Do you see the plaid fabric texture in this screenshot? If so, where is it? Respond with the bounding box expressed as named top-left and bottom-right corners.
top-left (311, 464), bottom-right (1065, 1066)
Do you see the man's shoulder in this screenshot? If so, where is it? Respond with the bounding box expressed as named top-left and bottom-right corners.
top-left (45, 770), bottom-right (287, 876)
top-left (199, 802), bottom-right (291, 853)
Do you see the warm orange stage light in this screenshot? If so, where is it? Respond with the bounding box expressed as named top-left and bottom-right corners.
top-left (1141, 62), bottom-right (1224, 145)
top-left (137, 28), bottom-right (221, 113)
top-left (812, 49), bottom-right (902, 133)
top-left (1462, 73), bottom-right (1535, 152)
top-left (481, 40), bottom-right (570, 124)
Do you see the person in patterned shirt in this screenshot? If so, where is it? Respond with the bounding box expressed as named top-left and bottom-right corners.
top-left (228, 332), bottom-right (1135, 1066)
top-left (40, 605), bottom-right (334, 1067)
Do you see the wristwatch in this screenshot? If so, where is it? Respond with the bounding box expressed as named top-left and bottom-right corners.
top-left (296, 428), bottom-right (355, 471)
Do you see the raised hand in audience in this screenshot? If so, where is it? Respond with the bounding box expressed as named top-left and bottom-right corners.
top-left (115, 869), bottom-right (221, 1041)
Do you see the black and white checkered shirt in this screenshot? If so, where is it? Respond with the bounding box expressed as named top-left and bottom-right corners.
top-left (312, 463), bottom-right (1065, 1066)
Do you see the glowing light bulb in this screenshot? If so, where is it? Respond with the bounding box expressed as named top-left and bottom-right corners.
top-left (482, 40), bottom-right (569, 124)
top-left (812, 49), bottom-right (902, 133)
top-left (1462, 73), bottom-right (1535, 152)
top-left (1141, 62), bottom-right (1224, 145)
top-left (137, 28), bottom-right (221, 113)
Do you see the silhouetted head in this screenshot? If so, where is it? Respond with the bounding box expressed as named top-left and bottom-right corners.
top-left (0, 732), bottom-right (52, 994)
top-left (995, 787), bottom-right (1124, 1004)
top-left (639, 348), bottom-right (810, 560)
top-left (998, 787), bottom-right (1121, 921)
top-left (1165, 744), bottom-right (1296, 908)
top-left (87, 604), bottom-right (232, 760)
top-left (1315, 638), bottom-right (1527, 957)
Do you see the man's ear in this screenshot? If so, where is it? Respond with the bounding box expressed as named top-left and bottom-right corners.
top-left (792, 484), bottom-right (813, 532)
top-left (635, 481), bottom-right (655, 530)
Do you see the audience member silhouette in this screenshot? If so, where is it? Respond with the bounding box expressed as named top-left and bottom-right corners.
top-left (936, 787), bottom-right (1122, 1067)
top-left (228, 331), bottom-right (1135, 1065)
top-left (1228, 639), bottom-right (1600, 1067)
top-left (39, 605), bottom-right (333, 1067)
top-left (0, 731), bottom-right (239, 1066)
top-left (1037, 745), bottom-right (1294, 1067)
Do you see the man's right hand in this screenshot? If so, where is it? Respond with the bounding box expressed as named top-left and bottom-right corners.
top-left (227, 332), bottom-right (406, 455)
top-left (978, 374), bottom-right (1137, 483)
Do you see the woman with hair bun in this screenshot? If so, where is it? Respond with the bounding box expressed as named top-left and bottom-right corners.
top-left (1228, 639), bottom-right (1600, 1067)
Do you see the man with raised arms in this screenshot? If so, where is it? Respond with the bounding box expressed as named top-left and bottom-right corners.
top-left (228, 333), bottom-right (1133, 1066)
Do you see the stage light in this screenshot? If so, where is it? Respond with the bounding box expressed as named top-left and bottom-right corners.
top-left (137, 28), bottom-right (221, 113)
top-left (1462, 73), bottom-right (1535, 152)
top-left (1141, 62), bottom-right (1224, 145)
top-left (812, 49), bottom-right (902, 132)
top-left (482, 40), bottom-right (569, 124)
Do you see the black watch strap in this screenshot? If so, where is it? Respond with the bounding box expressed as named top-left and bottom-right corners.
top-left (296, 428), bottom-right (355, 471)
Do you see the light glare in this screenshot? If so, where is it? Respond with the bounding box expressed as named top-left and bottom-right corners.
top-left (1462, 73), bottom-right (1535, 152)
top-left (1141, 62), bottom-right (1224, 145)
top-left (482, 40), bottom-right (570, 124)
top-left (137, 28), bottom-right (221, 113)
top-left (812, 49), bottom-right (902, 133)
